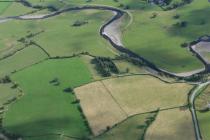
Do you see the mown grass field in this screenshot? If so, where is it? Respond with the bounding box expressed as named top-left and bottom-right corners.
top-left (0, 46), bottom-right (48, 78)
top-left (123, 0), bottom-right (210, 73)
top-left (0, 0), bottom-right (207, 139)
top-left (3, 58), bottom-right (92, 138)
top-left (145, 109), bottom-right (195, 140)
top-left (103, 75), bottom-right (192, 115)
top-left (75, 81), bottom-right (127, 135)
top-left (33, 10), bottom-right (115, 57)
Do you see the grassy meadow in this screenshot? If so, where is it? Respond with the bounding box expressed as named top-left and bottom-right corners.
top-left (0, 1), bottom-right (12, 15)
top-left (0, 2), bottom-right (33, 17)
top-left (0, 46), bottom-right (48, 78)
top-left (32, 10), bottom-right (115, 57)
top-left (3, 58), bottom-right (92, 138)
top-left (0, 9), bottom-right (116, 58)
top-left (0, 83), bottom-right (20, 106)
top-left (123, 0), bottom-right (210, 73)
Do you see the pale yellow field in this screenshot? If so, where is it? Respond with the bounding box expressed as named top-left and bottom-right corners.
top-left (103, 76), bottom-right (193, 115)
top-left (145, 109), bottom-right (195, 140)
top-left (75, 81), bottom-right (127, 136)
top-left (75, 75), bottom-right (193, 136)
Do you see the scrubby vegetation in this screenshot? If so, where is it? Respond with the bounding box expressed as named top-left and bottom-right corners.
top-left (92, 57), bottom-right (119, 77)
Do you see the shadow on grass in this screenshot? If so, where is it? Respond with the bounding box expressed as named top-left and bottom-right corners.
top-left (4, 117), bottom-right (89, 139)
top-left (167, 7), bottom-right (210, 40)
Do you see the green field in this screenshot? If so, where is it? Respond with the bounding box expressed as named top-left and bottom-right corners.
top-left (3, 58), bottom-right (92, 138)
top-left (122, 0), bottom-right (210, 73)
top-left (0, 2), bottom-right (33, 17)
top-left (24, 135), bottom-right (76, 140)
top-left (0, 46), bottom-right (48, 78)
top-left (1, 0), bottom-right (207, 72)
top-left (0, 0), bottom-right (209, 139)
top-left (28, 0), bottom-right (148, 9)
top-left (32, 10), bottom-right (115, 57)
top-left (0, 9), bottom-right (116, 58)
top-left (0, 1), bottom-right (12, 15)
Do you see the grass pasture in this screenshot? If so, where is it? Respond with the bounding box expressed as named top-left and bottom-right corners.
top-left (122, 0), bottom-right (210, 73)
top-left (28, 0), bottom-right (148, 10)
top-left (32, 10), bottom-right (115, 57)
top-left (0, 1), bottom-right (12, 15)
top-left (3, 58), bottom-right (92, 138)
top-left (0, 9), bottom-right (116, 58)
top-left (103, 75), bottom-right (192, 115)
top-left (145, 109), bottom-right (195, 140)
top-left (0, 46), bottom-right (48, 78)
top-left (0, 2), bottom-right (33, 17)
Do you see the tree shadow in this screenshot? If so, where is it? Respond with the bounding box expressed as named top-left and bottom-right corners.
top-left (167, 7), bottom-right (210, 41)
top-left (3, 117), bottom-right (89, 139)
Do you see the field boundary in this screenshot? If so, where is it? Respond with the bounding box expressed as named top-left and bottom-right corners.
top-left (94, 109), bottom-right (159, 139)
top-left (100, 81), bottom-right (128, 117)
